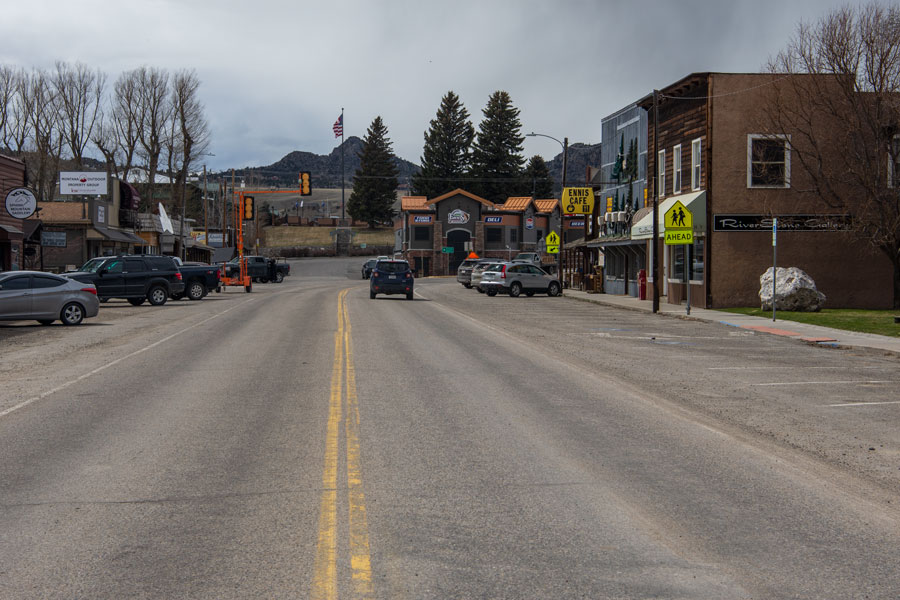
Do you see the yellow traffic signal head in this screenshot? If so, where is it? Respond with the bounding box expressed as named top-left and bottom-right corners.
top-left (300, 171), bottom-right (311, 196)
top-left (243, 196), bottom-right (255, 220)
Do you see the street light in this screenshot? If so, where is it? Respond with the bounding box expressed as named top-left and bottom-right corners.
top-left (526, 132), bottom-right (568, 286)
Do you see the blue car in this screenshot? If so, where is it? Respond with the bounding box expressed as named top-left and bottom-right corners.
top-left (369, 260), bottom-right (414, 300)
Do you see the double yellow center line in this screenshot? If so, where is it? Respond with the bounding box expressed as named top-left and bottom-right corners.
top-left (312, 289), bottom-right (374, 599)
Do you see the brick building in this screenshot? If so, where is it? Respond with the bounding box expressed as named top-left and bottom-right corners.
top-left (635, 72), bottom-right (892, 309)
top-left (0, 155), bottom-right (28, 272)
top-left (396, 189), bottom-right (561, 276)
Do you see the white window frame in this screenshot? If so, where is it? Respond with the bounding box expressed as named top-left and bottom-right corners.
top-left (657, 149), bottom-right (666, 198)
top-left (691, 138), bottom-right (702, 191)
top-left (889, 135), bottom-right (900, 188)
top-left (747, 134), bottom-right (791, 188)
top-left (672, 144), bottom-right (682, 195)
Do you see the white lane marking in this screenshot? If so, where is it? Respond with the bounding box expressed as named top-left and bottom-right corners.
top-left (710, 366), bottom-right (880, 370)
top-left (0, 296), bottom-right (259, 419)
top-left (827, 400), bottom-right (900, 408)
top-left (750, 380), bottom-right (893, 386)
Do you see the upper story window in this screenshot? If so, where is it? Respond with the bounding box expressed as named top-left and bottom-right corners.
top-left (413, 226), bottom-right (430, 241)
top-left (657, 149), bottom-right (666, 198)
top-left (672, 144), bottom-right (682, 194)
top-left (748, 134), bottom-right (790, 188)
top-left (691, 138), bottom-right (702, 191)
top-left (889, 135), bottom-right (900, 188)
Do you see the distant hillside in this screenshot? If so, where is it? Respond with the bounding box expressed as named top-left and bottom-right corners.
top-left (221, 137), bottom-right (419, 188)
top-left (546, 143), bottom-right (603, 191)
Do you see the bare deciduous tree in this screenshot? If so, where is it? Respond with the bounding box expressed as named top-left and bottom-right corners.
top-left (51, 61), bottom-right (105, 169)
top-left (133, 66), bottom-right (171, 209)
top-left (765, 2), bottom-right (900, 307)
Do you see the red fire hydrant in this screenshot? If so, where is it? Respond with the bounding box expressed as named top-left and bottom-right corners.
top-left (638, 269), bottom-right (647, 300)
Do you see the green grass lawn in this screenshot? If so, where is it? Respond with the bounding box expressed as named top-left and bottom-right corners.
top-left (718, 307), bottom-right (900, 337)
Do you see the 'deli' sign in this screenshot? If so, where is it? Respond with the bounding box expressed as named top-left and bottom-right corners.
top-left (561, 187), bottom-right (594, 215)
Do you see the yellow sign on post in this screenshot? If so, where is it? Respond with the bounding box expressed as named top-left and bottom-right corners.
top-left (561, 187), bottom-right (595, 215)
top-left (545, 231), bottom-right (560, 254)
top-left (664, 200), bottom-right (693, 245)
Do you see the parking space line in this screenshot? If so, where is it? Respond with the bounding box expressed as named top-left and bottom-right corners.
top-left (827, 400), bottom-right (900, 407)
top-left (751, 380), bottom-right (893, 386)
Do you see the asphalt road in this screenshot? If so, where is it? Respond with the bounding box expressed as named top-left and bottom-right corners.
top-left (1, 256), bottom-right (898, 599)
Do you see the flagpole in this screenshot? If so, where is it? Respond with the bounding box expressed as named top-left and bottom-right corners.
top-left (341, 107), bottom-right (345, 221)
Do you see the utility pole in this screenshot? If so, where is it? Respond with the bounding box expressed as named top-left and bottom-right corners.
top-left (560, 137), bottom-right (568, 287)
top-left (203, 165), bottom-right (208, 245)
top-left (652, 89), bottom-right (660, 313)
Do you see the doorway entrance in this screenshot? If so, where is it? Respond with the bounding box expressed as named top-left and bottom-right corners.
top-left (446, 229), bottom-right (471, 274)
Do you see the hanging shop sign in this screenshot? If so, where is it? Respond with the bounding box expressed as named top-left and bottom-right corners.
top-left (4, 187), bottom-right (37, 219)
top-left (60, 171), bottom-right (108, 195)
top-left (561, 187), bottom-right (595, 215)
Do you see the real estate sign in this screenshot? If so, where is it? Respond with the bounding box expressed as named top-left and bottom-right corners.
top-left (60, 171), bottom-right (108, 195)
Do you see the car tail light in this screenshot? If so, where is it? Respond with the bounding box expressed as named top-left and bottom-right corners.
top-left (500, 265), bottom-right (507, 279)
top-left (81, 287), bottom-right (97, 295)
top-left (373, 272), bottom-right (379, 278)
top-left (176, 272), bottom-right (183, 280)
top-left (405, 271), bottom-right (412, 278)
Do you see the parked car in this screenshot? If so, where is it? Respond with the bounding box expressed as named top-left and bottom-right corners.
top-left (0, 271), bottom-right (99, 325)
top-left (171, 258), bottom-right (221, 300)
top-left (456, 258), bottom-right (483, 288)
top-left (66, 255), bottom-right (185, 306)
top-left (471, 260), bottom-right (504, 293)
top-left (361, 258), bottom-right (377, 279)
top-left (223, 256), bottom-right (290, 283)
top-left (369, 259), bottom-right (414, 300)
top-left (479, 262), bottom-right (561, 297)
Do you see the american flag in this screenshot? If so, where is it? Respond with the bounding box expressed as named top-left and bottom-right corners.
top-left (333, 114), bottom-right (343, 138)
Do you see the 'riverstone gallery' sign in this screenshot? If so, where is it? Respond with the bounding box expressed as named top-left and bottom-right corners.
top-left (713, 214), bottom-right (851, 232)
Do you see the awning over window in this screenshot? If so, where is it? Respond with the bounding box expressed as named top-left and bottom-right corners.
top-left (631, 190), bottom-right (707, 240)
top-left (91, 225), bottom-right (145, 244)
top-left (0, 223), bottom-right (24, 237)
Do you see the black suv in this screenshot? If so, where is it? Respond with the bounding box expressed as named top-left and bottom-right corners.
top-left (66, 255), bottom-right (185, 306)
top-left (369, 260), bottom-right (414, 300)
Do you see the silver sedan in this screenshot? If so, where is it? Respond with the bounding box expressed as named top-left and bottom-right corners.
top-left (0, 271), bottom-right (100, 325)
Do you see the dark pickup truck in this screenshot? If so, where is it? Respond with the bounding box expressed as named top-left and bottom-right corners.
top-left (172, 258), bottom-right (221, 300)
top-left (67, 255), bottom-right (185, 305)
top-left (223, 256), bottom-right (290, 283)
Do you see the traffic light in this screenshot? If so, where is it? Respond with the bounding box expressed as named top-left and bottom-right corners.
top-left (243, 196), bottom-right (255, 220)
top-left (299, 171), bottom-right (312, 196)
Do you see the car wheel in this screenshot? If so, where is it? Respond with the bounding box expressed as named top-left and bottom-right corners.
top-left (99, 297), bottom-right (109, 303)
top-left (38, 319), bottom-right (54, 325)
top-left (406, 291), bottom-right (413, 300)
top-left (464, 283), bottom-right (471, 289)
top-left (128, 297), bottom-right (145, 306)
top-left (148, 286), bottom-right (168, 306)
top-left (525, 291), bottom-right (535, 297)
top-left (275, 272), bottom-right (284, 283)
top-left (547, 282), bottom-right (561, 297)
top-left (60, 302), bottom-right (85, 326)
top-left (188, 281), bottom-right (206, 301)
top-left (370, 290), bottom-right (376, 299)
top-left (259, 277), bottom-right (269, 283)
top-left (476, 287), bottom-right (485, 294)
top-left (486, 289), bottom-right (497, 297)
top-left (509, 282), bottom-right (522, 297)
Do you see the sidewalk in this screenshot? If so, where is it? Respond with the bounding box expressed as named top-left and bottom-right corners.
top-left (563, 288), bottom-right (900, 357)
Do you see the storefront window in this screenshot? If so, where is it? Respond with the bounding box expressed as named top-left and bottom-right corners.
top-left (670, 238), bottom-right (705, 282)
top-left (486, 227), bottom-right (502, 243)
top-left (413, 226), bottom-right (430, 242)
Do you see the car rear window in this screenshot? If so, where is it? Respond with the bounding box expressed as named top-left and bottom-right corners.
top-left (376, 261), bottom-right (410, 274)
top-left (147, 257), bottom-right (176, 271)
top-left (485, 264), bottom-right (505, 272)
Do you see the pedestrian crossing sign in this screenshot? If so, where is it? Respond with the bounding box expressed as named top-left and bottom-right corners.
top-left (664, 200), bottom-right (693, 230)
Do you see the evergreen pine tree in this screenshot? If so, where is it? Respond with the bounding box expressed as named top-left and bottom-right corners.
top-left (523, 155), bottom-right (554, 198)
top-left (411, 91), bottom-right (474, 198)
top-left (469, 91), bottom-right (526, 204)
top-left (347, 116), bottom-right (399, 228)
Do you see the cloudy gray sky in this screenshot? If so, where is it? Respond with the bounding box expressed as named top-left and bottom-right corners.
top-left (2, 0), bottom-right (855, 172)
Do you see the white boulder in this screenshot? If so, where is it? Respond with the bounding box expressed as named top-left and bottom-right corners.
top-left (759, 267), bottom-right (826, 312)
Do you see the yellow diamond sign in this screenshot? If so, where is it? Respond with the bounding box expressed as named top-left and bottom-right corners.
top-left (545, 231), bottom-right (560, 254)
top-left (664, 200), bottom-right (693, 230)
top-left (664, 200), bottom-right (693, 245)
